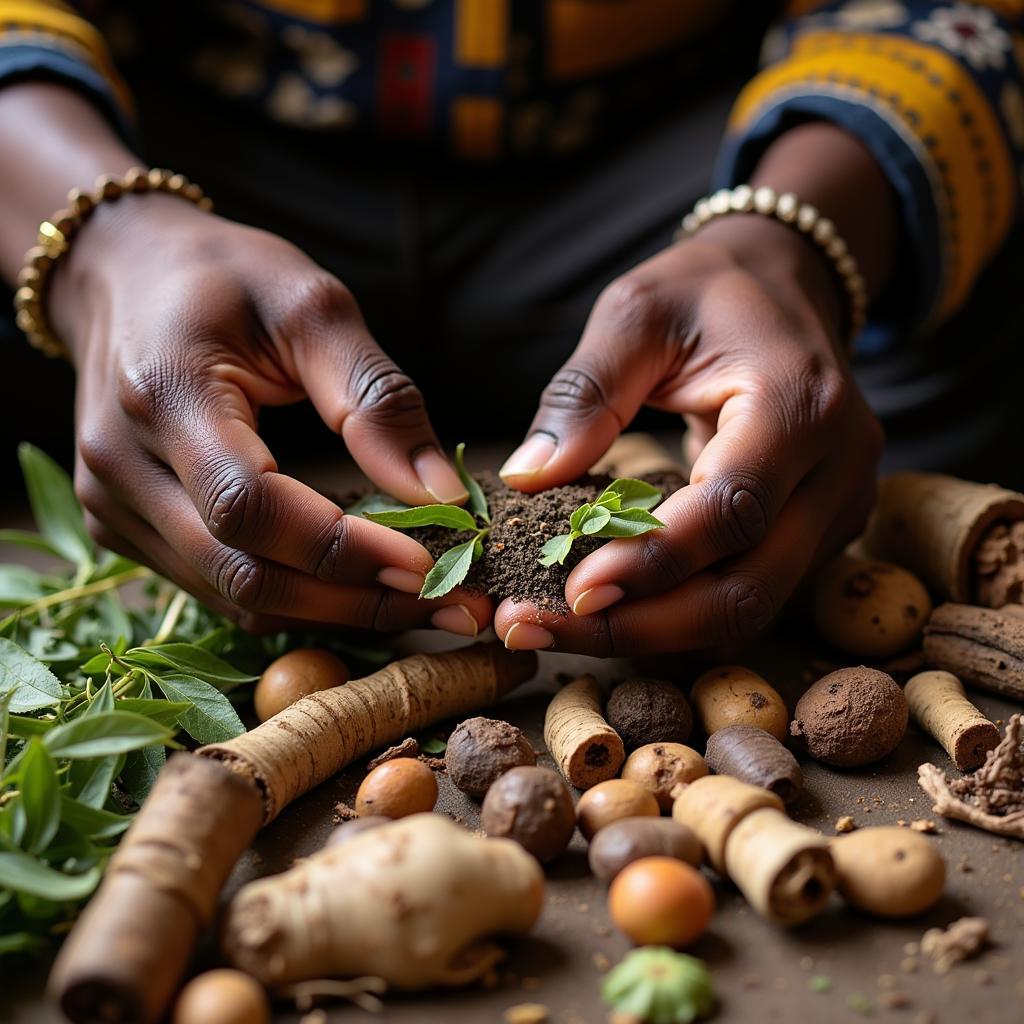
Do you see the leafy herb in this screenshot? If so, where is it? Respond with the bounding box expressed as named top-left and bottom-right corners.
top-left (602, 947), bottom-right (715, 1024)
top-left (538, 478), bottom-right (664, 566)
top-left (420, 736), bottom-right (447, 755)
top-left (455, 443), bottom-right (489, 523)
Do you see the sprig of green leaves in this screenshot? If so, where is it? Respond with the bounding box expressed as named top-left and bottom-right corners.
top-left (538, 478), bottom-right (664, 567)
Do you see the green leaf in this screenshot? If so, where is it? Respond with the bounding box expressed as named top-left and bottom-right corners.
top-left (603, 477), bottom-right (662, 511)
top-left (0, 931), bottom-right (45, 955)
top-left (80, 650), bottom-right (118, 676)
top-left (15, 741), bottom-right (61, 854)
top-left (569, 503), bottom-right (592, 534)
top-left (17, 444), bottom-right (94, 567)
top-left (364, 504), bottom-right (478, 532)
top-left (455, 443), bottom-right (489, 523)
top-left (125, 644), bottom-right (256, 688)
top-left (154, 674), bottom-right (244, 744)
top-left (114, 698), bottom-right (191, 727)
top-left (44, 711), bottom-right (173, 760)
top-left (0, 849), bottom-right (101, 900)
top-left (580, 506), bottom-right (612, 535)
top-left (420, 540), bottom-right (476, 599)
top-left (68, 755), bottom-right (118, 809)
top-left (420, 737), bottom-right (447, 755)
top-left (0, 638), bottom-right (63, 712)
top-left (0, 692), bottom-right (10, 773)
top-left (538, 534), bottom-right (575, 567)
top-left (5, 715), bottom-right (53, 739)
top-left (87, 681), bottom-right (115, 715)
top-left (60, 796), bottom-right (132, 840)
top-left (594, 508), bottom-right (665, 538)
top-left (345, 492), bottom-right (410, 518)
top-left (0, 566), bottom-right (53, 606)
top-left (121, 745), bottom-right (165, 803)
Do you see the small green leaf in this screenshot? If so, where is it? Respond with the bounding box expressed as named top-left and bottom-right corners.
top-left (0, 638), bottom-right (63, 713)
top-left (155, 674), bottom-right (245, 743)
top-left (420, 737), bottom-right (447, 755)
top-left (121, 745), bottom-right (165, 803)
top-left (125, 644), bottom-right (256, 688)
top-left (0, 692), bottom-right (10, 773)
top-left (569, 504), bottom-right (592, 534)
top-left (67, 755), bottom-right (119, 809)
top-left (5, 715), bottom-right (53, 739)
top-left (17, 444), bottom-right (94, 567)
top-left (14, 740), bottom-right (61, 854)
top-left (455, 443), bottom-right (489, 523)
top-left (87, 681), bottom-right (115, 715)
top-left (0, 529), bottom-right (67, 558)
top-left (538, 534), bottom-right (575, 567)
top-left (604, 477), bottom-right (662, 510)
top-left (364, 504), bottom-right (478, 532)
top-left (60, 796), bottom-right (132, 840)
top-left (345, 492), bottom-right (410, 517)
top-left (580, 506), bottom-right (612, 535)
top-left (594, 508), bottom-right (665, 538)
top-left (0, 566), bottom-right (54, 606)
top-left (420, 540), bottom-right (476, 599)
top-left (44, 711), bottom-right (173, 760)
top-left (113, 698), bottom-right (191, 727)
top-left (0, 849), bottom-right (101, 900)
top-left (0, 932), bottom-right (45, 955)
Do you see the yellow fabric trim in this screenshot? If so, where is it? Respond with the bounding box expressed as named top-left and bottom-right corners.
top-left (545, 0), bottom-right (718, 79)
top-left (452, 95), bottom-right (503, 160)
top-left (455, 0), bottom-right (507, 68)
top-left (731, 30), bottom-right (1017, 321)
top-left (255, 0), bottom-right (365, 21)
top-left (0, 1), bottom-right (133, 113)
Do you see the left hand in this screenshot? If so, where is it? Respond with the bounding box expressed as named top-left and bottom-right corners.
top-left (494, 212), bottom-right (884, 655)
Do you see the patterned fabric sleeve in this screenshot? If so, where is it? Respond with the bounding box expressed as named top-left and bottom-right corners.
top-left (0, 1), bottom-right (132, 133)
top-left (714, 1), bottom-right (1024, 346)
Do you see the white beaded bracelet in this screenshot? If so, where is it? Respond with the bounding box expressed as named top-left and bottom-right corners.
top-left (678, 184), bottom-right (868, 344)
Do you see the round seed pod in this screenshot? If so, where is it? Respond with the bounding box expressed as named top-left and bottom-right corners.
top-left (576, 779), bottom-right (659, 842)
top-left (791, 667), bottom-right (908, 767)
top-left (704, 725), bottom-right (802, 804)
top-left (588, 817), bottom-right (702, 883)
top-left (354, 758), bottom-right (438, 818)
top-left (481, 766), bottom-right (576, 863)
top-left (831, 827), bottom-right (945, 917)
top-left (812, 555), bottom-right (932, 659)
top-left (444, 717), bottom-right (536, 799)
top-left (172, 969), bottom-right (269, 1024)
top-left (253, 648), bottom-right (349, 722)
top-left (691, 666), bottom-right (788, 741)
top-left (621, 743), bottom-right (708, 811)
top-left (606, 678), bottom-right (693, 750)
top-left (608, 857), bottom-right (714, 948)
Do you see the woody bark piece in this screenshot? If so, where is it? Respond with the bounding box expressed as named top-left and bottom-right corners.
top-left (904, 670), bottom-right (1000, 770)
top-left (861, 472), bottom-right (1024, 603)
top-left (201, 643), bottom-right (536, 822)
top-left (49, 754), bottom-right (264, 1024)
top-left (543, 675), bottom-right (625, 790)
top-left (922, 603), bottom-right (1024, 701)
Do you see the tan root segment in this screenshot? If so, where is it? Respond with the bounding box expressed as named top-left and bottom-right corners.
top-left (544, 675), bottom-right (625, 790)
top-left (904, 670), bottom-right (999, 771)
top-left (918, 714), bottom-right (1024, 839)
top-left (202, 643), bottom-right (537, 821)
top-left (222, 814), bottom-right (545, 989)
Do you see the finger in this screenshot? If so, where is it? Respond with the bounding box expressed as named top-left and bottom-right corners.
top-left (497, 464), bottom-right (852, 656)
top-left (499, 278), bottom-right (676, 492)
top-left (272, 277), bottom-right (467, 506)
top-left (564, 388), bottom-right (837, 614)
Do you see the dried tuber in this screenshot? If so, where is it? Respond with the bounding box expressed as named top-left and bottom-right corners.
top-left (588, 818), bottom-right (702, 883)
top-left (576, 778), bottom-right (659, 841)
top-left (171, 969), bottom-right (269, 1024)
top-left (445, 717), bottom-right (536, 799)
top-left (904, 670), bottom-right (999, 771)
top-left (606, 677), bottom-right (693, 751)
top-left (543, 674), bottom-right (625, 790)
top-left (691, 666), bottom-right (788, 741)
top-left (704, 725), bottom-right (802, 804)
top-left (222, 814), bottom-right (544, 989)
top-left (481, 765), bottom-right (576, 863)
top-left (621, 742), bottom-right (708, 811)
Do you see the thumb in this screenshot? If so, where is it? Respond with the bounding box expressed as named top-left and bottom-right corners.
top-left (500, 279), bottom-right (671, 492)
top-left (283, 278), bottom-right (467, 507)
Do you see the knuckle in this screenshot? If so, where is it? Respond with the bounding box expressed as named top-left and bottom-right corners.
top-left (78, 425), bottom-right (121, 484)
top-left (117, 358), bottom-right (177, 425)
top-left (212, 550), bottom-right (274, 611)
top-left (312, 516), bottom-right (350, 581)
top-left (717, 571), bottom-right (778, 644)
top-left (202, 467), bottom-right (265, 545)
top-left (595, 275), bottom-right (661, 334)
top-left (291, 273), bottom-right (357, 330)
top-left (706, 473), bottom-right (772, 553)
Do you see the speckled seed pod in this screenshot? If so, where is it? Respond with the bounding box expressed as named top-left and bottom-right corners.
top-left (704, 726), bottom-right (802, 804)
top-left (691, 666), bottom-right (789, 741)
top-left (444, 717), bottom-right (536, 799)
top-left (588, 817), bottom-right (702, 883)
top-left (481, 766), bottom-right (576, 863)
top-left (791, 667), bottom-right (908, 768)
top-left (620, 743), bottom-right (708, 811)
top-left (606, 678), bottom-right (693, 750)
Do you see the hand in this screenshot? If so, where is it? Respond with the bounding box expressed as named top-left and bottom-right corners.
top-left (55, 195), bottom-right (490, 636)
top-left (494, 212), bottom-right (883, 655)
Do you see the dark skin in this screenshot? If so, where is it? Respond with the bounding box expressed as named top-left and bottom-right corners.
top-left (0, 84), bottom-right (895, 651)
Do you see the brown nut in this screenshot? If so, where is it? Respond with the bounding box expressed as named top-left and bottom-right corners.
top-left (172, 969), bottom-right (269, 1024)
top-left (831, 827), bottom-right (945, 916)
top-left (481, 765), bottom-right (576, 863)
top-left (445, 717), bottom-right (536, 799)
top-left (588, 816), bottom-right (702, 883)
top-left (254, 648), bottom-right (349, 722)
top-left (813, 555), bottom-right (932, 659)
top-left (621, 743), bottom-right (708, 811)
top-left (325, 815), bottom-right (392, 847)
top-left (576, 778), bottom-right (659, 841)
top-left (691, 666), bottom-right (788, 741)
top-left (791, 667), bottom-right (908, 767)
top-left (606, 677), bottom-right (693, 750)
top-left (355, 758), bottom-right (438, 818)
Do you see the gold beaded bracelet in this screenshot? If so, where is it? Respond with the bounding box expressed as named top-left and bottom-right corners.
top-left (677, 184), bottom-right (868, 346)
top-left (14, 167), bottom-right (214, 359)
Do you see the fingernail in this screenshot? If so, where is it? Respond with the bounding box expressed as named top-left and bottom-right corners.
top-left (572, 584), bottom-right (625, 617)
top-left (377, 566), bottom-right (425, 595)
top-left (503, 622), bottom-right (555, 651)
top-left (414, 448), bottom-right (468, 504)
top-left (499, 433), bottom-right (557, 481)
top-left (431, 604), bottom-right (479, 638)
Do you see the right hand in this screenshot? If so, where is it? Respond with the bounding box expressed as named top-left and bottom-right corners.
top-left (53, 193), bottom-right (490, 637)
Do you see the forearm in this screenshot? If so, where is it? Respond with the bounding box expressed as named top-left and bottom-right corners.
top-left (0, 83), bottom-right (139, 283)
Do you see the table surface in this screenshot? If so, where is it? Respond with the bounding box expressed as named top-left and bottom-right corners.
top-left (3, 443), bottom-right (1024, 1024)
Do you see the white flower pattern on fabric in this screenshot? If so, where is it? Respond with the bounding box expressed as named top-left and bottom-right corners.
top-left (1000, 81), bottom-right (1024, 148)
top-left (912, 3), bottom-right (1012, 71)
top-left (834, 1), bottom-right (908, 30)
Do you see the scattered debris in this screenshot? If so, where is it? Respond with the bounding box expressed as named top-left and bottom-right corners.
top-left (910, 819), bottom-right (937, 833)
top-left (836, 815), bottom-right (857, 833)
top-left (920, 917), bottom-right (990, 973)
top-left (503, 1003), bottom-right (549, 1024)
top-left (367, 737), bottom-right (420, 771)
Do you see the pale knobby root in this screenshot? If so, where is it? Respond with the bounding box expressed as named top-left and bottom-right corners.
top-left (543, 675), bottom-right (625, 790)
